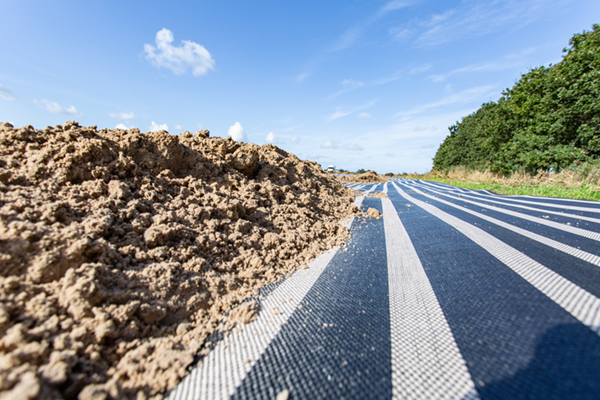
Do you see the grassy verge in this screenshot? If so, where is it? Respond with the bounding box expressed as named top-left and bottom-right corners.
top-left (399, 165), bottom-right (600, 202)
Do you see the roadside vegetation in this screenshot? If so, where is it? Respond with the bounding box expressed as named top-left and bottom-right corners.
top-left (422, 24), bottom-right (600, 201)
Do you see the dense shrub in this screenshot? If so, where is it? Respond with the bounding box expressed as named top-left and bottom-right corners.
top-left (433, 24), bottom-right (600, 174)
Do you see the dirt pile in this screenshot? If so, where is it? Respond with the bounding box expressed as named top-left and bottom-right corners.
top-left (338, 170), bottom-right (388, 183)
top-left (0, 121), bottom-right (355, 399)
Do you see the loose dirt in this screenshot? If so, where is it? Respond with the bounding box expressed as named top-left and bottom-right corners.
top-left (366, 208), bottom-right (381, 219)
top-left (0, 122), bottom-right (356, 399)
top-left (368, 192), bottom-right (388, 199)
top-left (337, 171), bottom-right (389, 183)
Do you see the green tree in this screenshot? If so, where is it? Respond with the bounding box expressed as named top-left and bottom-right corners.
top-left (433, 24), bottom-right (600, 174)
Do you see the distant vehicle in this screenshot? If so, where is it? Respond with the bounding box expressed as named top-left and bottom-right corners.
top-left (326, 165), bottom-right (336, 172)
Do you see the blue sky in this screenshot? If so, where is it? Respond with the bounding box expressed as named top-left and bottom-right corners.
top-left (1, 0), bottom-right (598, 173)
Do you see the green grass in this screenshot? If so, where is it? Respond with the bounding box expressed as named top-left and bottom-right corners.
top-left (416, 177), bottom-right (600, 202)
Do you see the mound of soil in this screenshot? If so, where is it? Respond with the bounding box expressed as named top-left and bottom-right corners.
top-left (0, 122), bottom-right (355, 399)
top-left (338, 170), bottom-right (388, 183)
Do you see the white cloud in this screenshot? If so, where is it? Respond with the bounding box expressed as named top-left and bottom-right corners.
top-left (321, 141), bottom-right (339, 149)
top-left (36, 99), bottom-right (82, 117)
top-left (149, 121), bottom-right (169, 132)
top-left (173, 124), bottom-right (182, 130)
top-left (115, 123), bottom-right (134, 130)
top-left (265, 132), bottom-right (279, 144)
top-left (144, 28), bottom-right (215, 76)
top-left (291, 135), bottom-right (300, 143)
top-left (109, 111), bottom-right (135, 120)
top-left (228, 122), bottom-right (247, 142)
top-left (393, 85), bottom-right (496, 118)
top-left (358, 112), bottom-right (372, 118)
top-left (0, 84), bottom-right (16, 101)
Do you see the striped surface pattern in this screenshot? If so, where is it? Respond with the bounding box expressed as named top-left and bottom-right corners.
top-left (167, 179), bottom-right (600, 399)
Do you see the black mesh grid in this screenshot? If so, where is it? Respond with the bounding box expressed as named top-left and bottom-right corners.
top-left (232, 198), bottom-right (392, 400)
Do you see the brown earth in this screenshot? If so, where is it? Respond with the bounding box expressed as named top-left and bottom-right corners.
top-left (0, 121), bottom-right (356, 399)
top-left (337, 170), bottom-right (388, 183)
top-left (368, 192), bottom-right (388, 199)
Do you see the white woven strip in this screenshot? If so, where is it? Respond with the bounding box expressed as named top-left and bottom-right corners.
top-left (394, 182), bottom-right (600, 265)
top-left (392, 182), bottom-right (600, 335)
top-left (363, 183), bottom-right (379, 195)
top-left (382, 197), bottom-right (479, 400)
top-left (165, 196), bottom-right (369, 400)
top-left (414, 180), bottom-right (600, 225)
top-left (410, 180), bottom-right (600, 213)
top-left (517, 194), bottom-right (600, 206)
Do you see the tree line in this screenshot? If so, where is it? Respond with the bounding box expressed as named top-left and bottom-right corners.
top-left (433, 24), bottom-right (600, 174)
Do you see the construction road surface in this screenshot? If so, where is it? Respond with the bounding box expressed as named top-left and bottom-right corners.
top-left (167, 179), bottom-right (600, 400)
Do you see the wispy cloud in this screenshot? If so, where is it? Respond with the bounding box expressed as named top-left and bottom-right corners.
top-left (504, 46), bottom-right (540, 60)
top-left (323, 100), bottom-right (376, 122)
top-left (374, 64), bottom-right (430, 85)
top-left (109, 111), bottom-right (135, 120)
top-left (36, 99), bottom-right (82, 116)
top-left (307, 152), bottom-right (323, 160)
top-left (393, 85), bottom-right (496, 118)
top-left (409, 64), bottom-right (432, 74)
top-left (297, 0), bottom-right (419, 81)
top-left (382, 0), bottom-right (422, 11)
top-left (374, 69), bottom-right (405, 85)
top-left (428, 61), bottom-right (519, 82)
top-left (342, 79), bottom-right (363, 87)
top-left (358, 112), bottom-right (372, 118)
top-left (326, 79), bottom-right (365, 100)
top-left (144, 28), bottom-right (215, 76)
top-left (391, 0), bottom-right (569, 47)
top-left (291, 135), bottom-right (300, 143)
top-left (296, 72), bottom-right (312, 83)
top-left (343, 143), bottom-right (364, 151)
top-left (282, 122), bottom-right (307, 132)
top-left (173, 124), bottom-right (182, 130)
top-left (0, 84), bottom-right (16, 101)
top-left (324, 111), bottom-right (351, 122)
top-left (321, 140), bottom-right (364, 151)
top-left (332, 0), bottom-right (420, 51)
